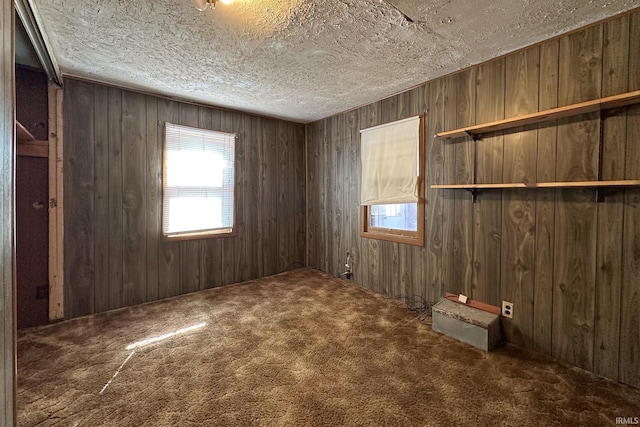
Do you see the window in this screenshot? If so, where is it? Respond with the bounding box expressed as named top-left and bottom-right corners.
top-left (359, 115), bottom-right (425, 246)
top-left (163, 123), bottom-right (236, 240)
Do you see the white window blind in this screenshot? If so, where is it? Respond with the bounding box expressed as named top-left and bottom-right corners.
top-left (360, 116), bottom-right (420, 205)
top-left (163, 123), bottom-right (235, 237)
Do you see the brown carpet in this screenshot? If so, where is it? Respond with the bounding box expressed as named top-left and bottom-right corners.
top-left (17, 268), bottom-right (640, 426)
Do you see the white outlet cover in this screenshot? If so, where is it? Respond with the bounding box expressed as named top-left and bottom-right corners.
top-left (502, 301), bottom-right (514, 319)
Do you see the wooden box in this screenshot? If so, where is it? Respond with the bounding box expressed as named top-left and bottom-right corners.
top-left (432, 298), bottom-right (501, 351)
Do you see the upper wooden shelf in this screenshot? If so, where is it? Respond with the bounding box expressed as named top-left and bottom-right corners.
top-left (431, 180), bottom-right (640, 190)
top-left (434, 89), bottom-right (640, 140)
top-left (16, 121), bottom-right (35, 141)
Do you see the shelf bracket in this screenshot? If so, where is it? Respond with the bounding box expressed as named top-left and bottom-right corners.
top-left (465, 130), bottom-right (481, 141)
top-left (465, 188), bottom-right (479, 202)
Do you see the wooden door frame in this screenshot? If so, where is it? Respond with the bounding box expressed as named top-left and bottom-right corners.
top-left (1, 0), bottom-right (16, 424)
top-left (47, 82), bottom-right (63, 321)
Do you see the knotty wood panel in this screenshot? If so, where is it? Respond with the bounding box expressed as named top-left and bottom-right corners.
top-left (619, 11), bottom-right (640, 389)
top-left (122, 91), bottom-right (147, 306)
top-left (473, 59), bottom-right (504, 306)
top-left (533, 39), bottom-right (559, 356)
top-left (93, 84), bottom-right (109, 314)
top-left (306, 9), bottom-right (640, 388)
top-left (552, 25), bottom-right (602, 371)
top-left (1, 2), bottom-right (15, 423)
top-left (453, 69), bottom-right (475, 297)
top-left (430, 78), bottom-right (456, 300)
top-left (63, 78), bottom-right (305, 319)
top-left (593, 14), bottom-right (629, 382)
top-left (107, 88), bottom-right (124, 309)
top-left (64, 79), bottom-right (96, 317)
top-left (145, 97), bottom-right (159, 301)
top-left (501, 48), bottom-right (539, 346)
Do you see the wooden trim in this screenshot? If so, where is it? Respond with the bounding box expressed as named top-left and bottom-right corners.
top-left (2, 1), bottom-right (16, 424)
top-left (359, 115), bottom-right (426, 247)
top-left (162, 228), bottom-right (236, 242)
top-left (48, 83), bottom-right (64, 321)
top-left (17, 139), bottom-right (48, 157)
top-left (435, 89), bottom-right (640, 140)
top-left (431, 179), bottom-right (640, 190)
top-left (16, 120), bottom-right (34, 141)
top-left (445, 293), bottom-right (501, 315)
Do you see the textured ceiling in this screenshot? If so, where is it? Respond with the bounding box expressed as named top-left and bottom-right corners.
top-left (31, 0), bottom-right (638, 122)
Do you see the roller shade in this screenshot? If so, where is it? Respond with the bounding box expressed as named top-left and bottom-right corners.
top-left (360, 116), bottom-right (420, 205)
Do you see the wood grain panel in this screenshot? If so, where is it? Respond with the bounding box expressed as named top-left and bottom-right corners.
top-left (534, 39), bottom-right (559, 356)
top-left (501, 48), bottom-right (539, 346)
top-left (346, 111), bottom-right (360, 285)
top-left (593, 14), bottom-right (629, 381)
top-left (1, 2), bottom-right (15, 422)
top-left (552, 25), bottom-right (602, 371)
top-left (241, 115), bottom-right (256, 278)
top-left (122, 90), bottom-right (147, 306)
top-left (619, 11), bottom-right (640, 389)
top-left (453, 69), bottom-right (475, 297)
top-left (145, 96), bottom-right (159, 300)
top-left (308, 122), bottom-right (320, 272)
top-left (93, 84), bottom-right (109, 313)
top-left (64, 79), bottom-right (96, 317)
top-left (294, 123), bottom-right (306, 267)
top-left (262, 117), bottom-right (278, 276)
top-left (426, 80), bottom-right (447, 298)
top-left (473, 59), bottom-right (504, 305)
top-left (157, 99), bottom-right (181, 298)
top-left (108, 88), bottom-right (123, 309)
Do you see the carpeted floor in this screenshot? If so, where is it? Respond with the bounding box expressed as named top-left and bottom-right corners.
top-left (17, 268), bottom-right (640, 426)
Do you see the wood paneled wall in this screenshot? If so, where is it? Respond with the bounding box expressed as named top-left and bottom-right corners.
top-left (1, 1), bottom-right (16, 424)
top-left (63, 78), bottom-right (305, 319)
top-left (306, 10), bottom-right (640, 388)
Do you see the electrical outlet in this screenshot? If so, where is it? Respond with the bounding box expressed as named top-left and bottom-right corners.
top-left (502, 301), bottom-right (514, 319)
top-left (36, 285), bottom-right (49, 299)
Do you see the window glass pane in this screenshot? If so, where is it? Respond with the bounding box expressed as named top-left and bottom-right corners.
top-left (167, 197), bottom-right (223, 234)
top-left (369, 203), bottom-right (417, 231)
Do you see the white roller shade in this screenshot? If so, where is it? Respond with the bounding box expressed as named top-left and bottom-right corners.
top-left (360, 116), bottom-right (420, 205)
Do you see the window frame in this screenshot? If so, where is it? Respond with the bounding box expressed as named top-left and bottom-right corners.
top-left (359, 115), bottom-right (425, 247)
top-left (161, 122), bottom-right (237, 242)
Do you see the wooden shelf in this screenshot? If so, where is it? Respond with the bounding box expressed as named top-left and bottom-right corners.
top-left (16, 120), bottom-right (35, 141)
top-left (432, 180), bottom-right (640, 190)
top-left (435, 89), bottom-right (640, 140)
top-left (17, 140), bottom-right (49, 157)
